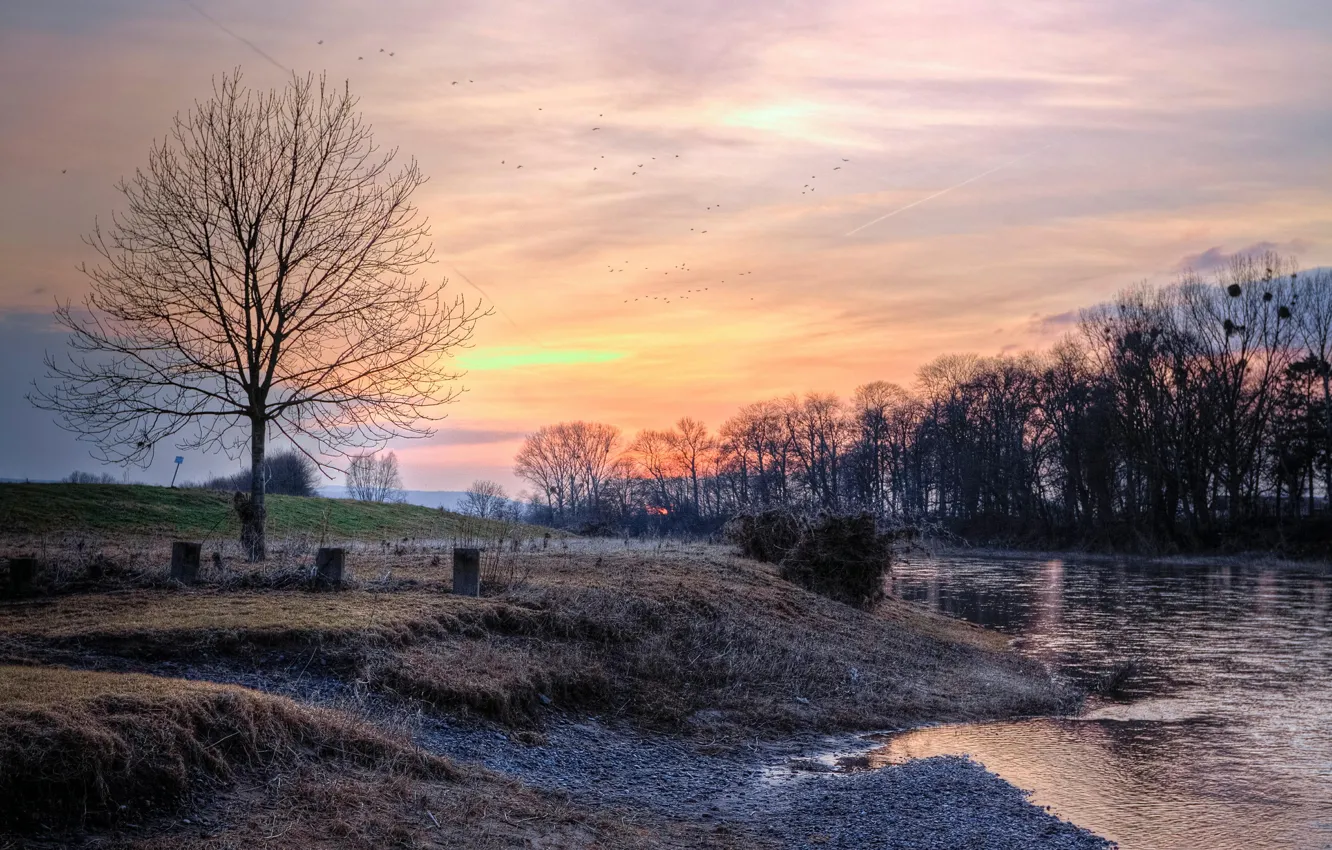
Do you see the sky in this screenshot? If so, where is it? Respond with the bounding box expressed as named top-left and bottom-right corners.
top-left (1, 0), bottom-right (1330, 492)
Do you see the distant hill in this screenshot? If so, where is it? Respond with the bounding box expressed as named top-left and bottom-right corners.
top-left (0, 483), bottom-right (534, 540)
top-left (318, 486), bottom-right (471, 511)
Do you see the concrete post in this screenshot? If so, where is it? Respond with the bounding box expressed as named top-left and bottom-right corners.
top-left (7, 558), bottom-right (35, 595)
top-left (170, 541), bottom-right (202, 583)
top-left (315, 547), bottom-right (345, 588)
top-left (452, 547), bottom-right (481, 597)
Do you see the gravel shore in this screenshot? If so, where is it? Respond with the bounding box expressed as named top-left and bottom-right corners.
top-left (124, 661), bottom-right (1115, 849)
top-left (416, 716), bottom-right (1115, 850)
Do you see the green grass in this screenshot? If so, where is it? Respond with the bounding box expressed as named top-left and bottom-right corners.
top-left (0, 483), bottom-right (527, 540)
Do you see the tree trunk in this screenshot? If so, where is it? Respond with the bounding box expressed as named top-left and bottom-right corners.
top-left (1323, 370), bottom-right (1332, 513)
top-left (243, 417), bottom-right (267, 561)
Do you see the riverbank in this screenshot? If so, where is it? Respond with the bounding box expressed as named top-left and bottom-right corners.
top-left (1, 538), bottom-right (1111, 847)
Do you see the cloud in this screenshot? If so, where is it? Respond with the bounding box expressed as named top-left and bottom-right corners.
top-left (1030, 309), bottom-right (1080, 333)
top-left (458, 347), bottom-right (627, 371)
top-left (428, 427), bottom-right (528, 446)
top-left (1176, 239), bottom-right (1312, 273)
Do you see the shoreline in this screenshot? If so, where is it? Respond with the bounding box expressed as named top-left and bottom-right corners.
top-left (415, 711), bottom-right (1116, 849)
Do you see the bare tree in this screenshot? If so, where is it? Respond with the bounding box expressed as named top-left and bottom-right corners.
top-left (346, 451), bottom-right (403, 503)
top-left (628, 428), bottom-right (679, 513)
top-left (462, 479), bottom-right (508, 519)
top-left (514, 426), bottom-right (569, 517)
top-left (668, 417), bottom-right (715, 516)
top-left (29, 71), bottom-right (486, 559)
top-left (514, 421), bottom-right (622, 521)
top-left (1293, 268), bottom-right (1332, 504)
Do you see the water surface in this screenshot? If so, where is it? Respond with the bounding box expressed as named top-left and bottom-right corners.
top-left (880, 553), bottom-right (1332, 850)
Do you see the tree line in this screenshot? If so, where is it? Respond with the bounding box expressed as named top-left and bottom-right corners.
top-left (515, 255), bottom-right (1332, 550)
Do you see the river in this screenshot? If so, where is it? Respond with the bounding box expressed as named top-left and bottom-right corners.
top-left (876, 552), bottom-right (1332, 850)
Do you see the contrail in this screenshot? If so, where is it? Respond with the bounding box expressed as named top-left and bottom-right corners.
top-left (180, 0), bottom-right (289, 73)
top-left (845, 146), bottom-right (1047, 237)
top-left (438, 259), bottom-right (523, 333)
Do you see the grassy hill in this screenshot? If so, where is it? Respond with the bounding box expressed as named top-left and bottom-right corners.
top-left (0, 483), bottom-right (528, 540)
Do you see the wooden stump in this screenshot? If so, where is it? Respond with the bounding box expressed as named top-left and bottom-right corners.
top-left (452, 547), bottom-right (481, 597)
top-left (170, 542), bottom-right (202, 583)
top-left (315, 547), bottom-right (345, 588)
top-left (7, 558), bottom-right (35, 595)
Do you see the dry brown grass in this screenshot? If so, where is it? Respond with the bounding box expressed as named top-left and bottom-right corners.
top-left (58, 767), bottom-right (760, 850)
top-left (0, 540), bottom-right (1072, 736)
top-left (0, 665), bottom-right (451, 832)
top-left (0, 666), bottom-right (759, 849)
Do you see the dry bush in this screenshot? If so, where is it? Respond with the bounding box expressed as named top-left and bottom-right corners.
top-left (778, 513), bottom-right (893, 608)
top-left (724, 510), bottom-right (802, 563)
top-left (727, 511), bottom-right (895, 609)
top-left (0, 666), bottom-right (453, 832)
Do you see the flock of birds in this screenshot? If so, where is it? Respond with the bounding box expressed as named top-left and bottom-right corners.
top-left (303, 38), bottom-right (864, 310)
top-left (66, 18), bottom-right (864, 315)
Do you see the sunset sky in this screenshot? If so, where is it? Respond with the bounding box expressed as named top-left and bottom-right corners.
top-left (2, 0), bottom-right (1330, 492)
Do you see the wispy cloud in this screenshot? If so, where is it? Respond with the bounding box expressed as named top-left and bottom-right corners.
top-left (457, 347), bottom-right (627, 371)
top-left (1176, 239), bottom-right (1313, 273)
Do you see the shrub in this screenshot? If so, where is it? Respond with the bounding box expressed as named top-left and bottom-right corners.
top-left (65, 471), bottom-right (119, 484)
top-left (724, 509), bottom-right (803, 563)
top-left (728, 511), bottom-right (894, 608)
top-left (778, 512), bottom-right (892, 609)
top-left (203, 449), bottom-right (320, 497)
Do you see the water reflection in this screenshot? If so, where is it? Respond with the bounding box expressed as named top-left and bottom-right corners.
top-left (883, 554), bottom-right (1332, 850)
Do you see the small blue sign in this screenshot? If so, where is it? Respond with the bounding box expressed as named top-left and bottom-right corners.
top-left (174, 456), bottom-right (184, 464)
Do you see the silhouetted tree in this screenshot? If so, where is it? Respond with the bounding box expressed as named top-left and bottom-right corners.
top-left (514, 422), bottom-right (621, 521)
top-left (462, 479), bottom-right (508, 519)
top-left (204, 448), bottom-right (319, 496)
top-left (346, 451), bottom-right (403, 503)
top-left (30, 71), bottom-right (485, 560)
